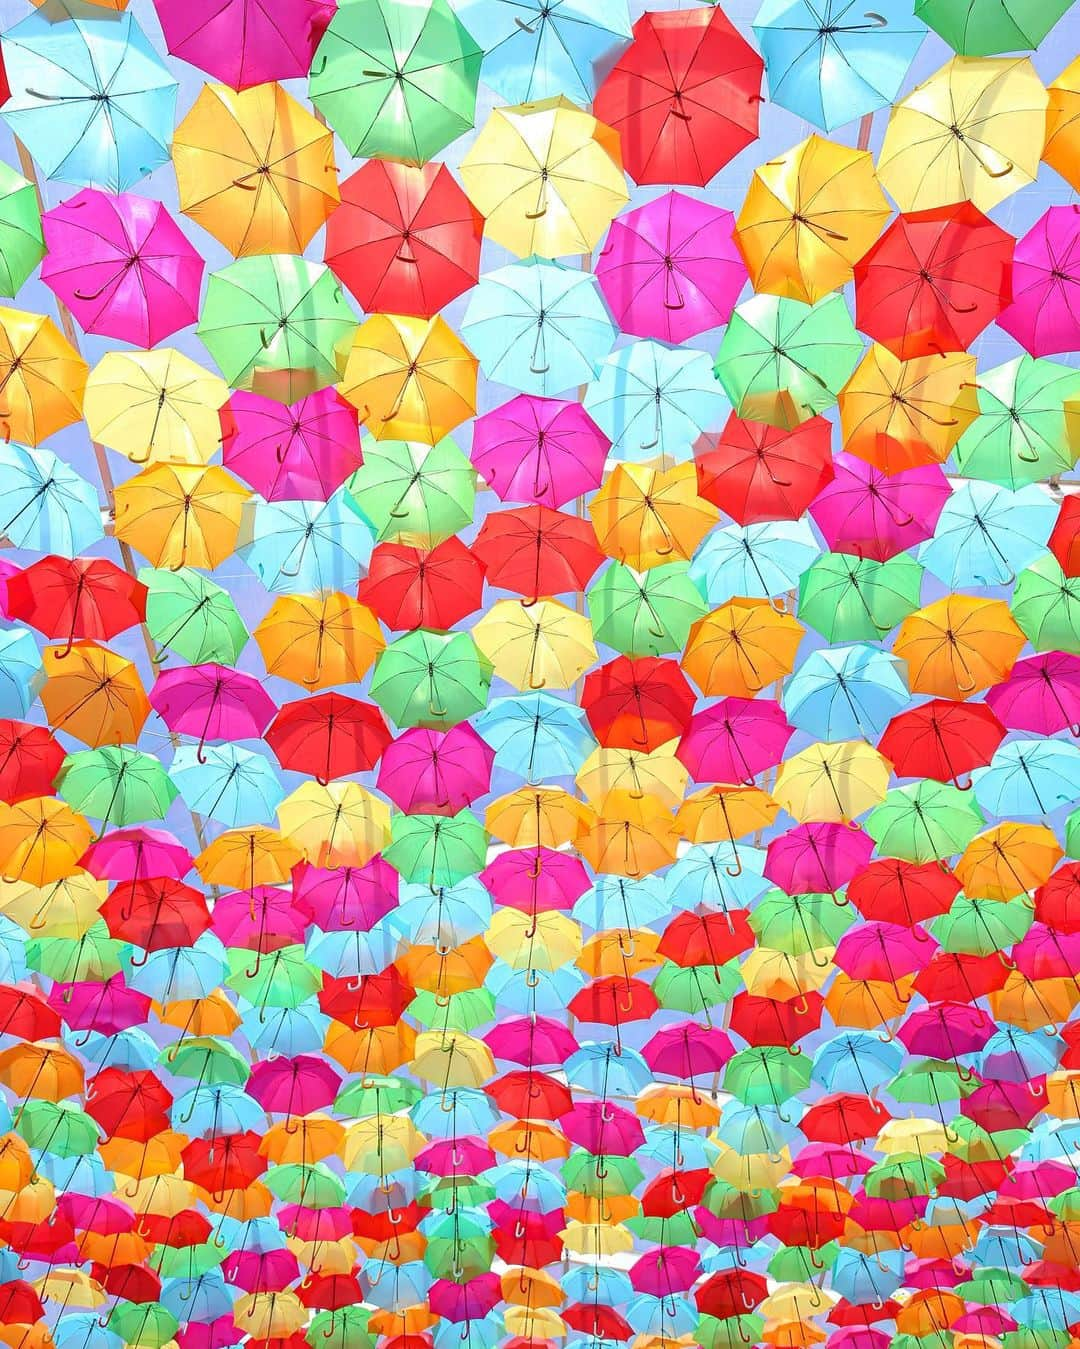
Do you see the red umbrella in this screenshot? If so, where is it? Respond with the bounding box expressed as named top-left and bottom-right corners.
top-left (799, 1093), bottom-right (892, 1144)
top-left (594, 7), bottom-right (763, 187)
top-left (357, 536), bottom-right (485, 631)
top-left (657, 909), bottom-right (755, 967)
top-left (298, 1274), bottom-right (363, 1311)
top-left (100, 878), bottom-right (212, 952)
top-left (325, 160), bottom-right (483, 317)
top-left (640, 1167), bottom-right (712, 1216)
top-left (1049, 494), bottom-right (1080, 576)
top-left (266, 694), bottom-right (391, 783)
top-left (0, 720), bottom-right (64, 803)
top-left (853, 203), bottom-right (1014, 360)
top-left (582, 655), bottom-right (695, 752)
top-left (728, 990), bottom-right (823, 1048)
top-left (912, 951), bottom-right (1010, 1002)
top-left (484, 1069), bottom-right (572, 1120)
top-left (568, 977), bottom-right (659, 1042)
top-left (846, 858), bottom-right (960, 926)
top-left (6, 556), bottom-right (146, 655)
top-left (1035, 862), bottom-right (1080, 933)
top-left (84, 1068), bottom-right (173, 1142)
top-left (181, 1131), bottom-right (268, 1195)
top-left (878, 700), bottom-right (1006, 788)
top-left (318, 969), bottom-right (414, 1029)
top-left (693, 415), bottom-right (833, 525)
top-left (695, 1269), bottom-right (768, 1319)
top-left (472, 506), bottom-right (605, 603)
top-left (0, 984), bottom-right (62, 1041)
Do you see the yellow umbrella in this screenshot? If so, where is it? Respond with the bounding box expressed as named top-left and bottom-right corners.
top-left (0, 871), bottom-right (105, 937)
top-left (559, 1220), bottom-right (633, 1258)
top-left (40, 642), bottom-right (149, 748)
top-left (33, 1270), bottom-right (106, 1310)
top-left (0, 307), bottom-right (87, 446)
top-left (234, 1292), bottom-right (307, 1340)
top-left (485, 786), bottom-right (594, 849)
top-left (461, 97), bottom-right (628, 259)
top-left (683, 601), bottom-right (804, 698)
top-left (838, 345), bottom-right (979, 474)
top-left (0, 798), bottom-right (93, 887)
top-left (173, 81), bottom-right (339, 257)
top-left (343, 1117), bottom-right (425, 1174)
top-left (575, 789), bottom-right (679, 877)
top-left (773, 742), bottom-right (890, 823)
top-left (876, 1118), bottom-right (950, 1156)
top-left (194, 827), bottom-right (302, 889)
top-left (276, 782), bottom-right (390, 868)
top-left (735, 135), bottom-right (890, 304)
top-left (1044, 56), bottom-right (1080, 191)
top-left (411, 1030), bottom-right (495, 1090)
top-left (590, 462), bottom-right (718, 570)
top-left (485, 907), bottom-right (582, 971)
top-left (473, 598), bottom-right (596, 691)
top-left (254, 593), bottom-right (384, 690)
top-left (877, 57), bottom-right (1048, 213)
top-left (676, 784), bottom-right (779, 843)
top-left (114, 464), bottom-right (249, 571)
top-left (955, 822), bottom-right (1062, 901)
top-left (894, 595), bottom-right (1025, 699)
top-left (339, 314), bottom-right (477, 445)
top-left (824, 971), bottom-right (914, 1029)
top-left (84, 349), bottom-right (230, 466)
top-left (575, 739), bottom-right (688, 811)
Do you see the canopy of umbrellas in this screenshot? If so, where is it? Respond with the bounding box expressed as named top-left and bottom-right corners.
top-left (4, 3), bottom-right (1080, 1349)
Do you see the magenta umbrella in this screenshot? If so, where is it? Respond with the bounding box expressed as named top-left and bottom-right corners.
top-left (223, 1249), bottom-right (301, 1294)
top-left (895, 1003), bottom-right (995, 1058)
top-left (150, 664), bottom-right (276, 760)
top-left (376, 724), bottom-right (493, 815)
top-left (791, 1143), bottom-right (873, 1180)
top-left (80, 825), bottom-right (193, 882)
top-left (415, 1137), bottom-right (495, 1175)
top-left (1002, 1160), bottom-right (1075, 1201)
top-left (428, 1275), bottom-right (501, 1324)
top-left (559, 1099), bottom-right (645, 1155)
top-left (56, 1193), bottom-right (136, 1234)
top-left (211, 885), bottom-right (307, 949)
top-left (46, 976), bottom-right (151, 1037)
top-left (41, 190), bottom-right (203, 349)
top-left (596, 191), bottom-right (746, 343)
top-left (152, 0), bottom-right (334, 89)
top-left (985, 651), bottom-right (1080, 736)
top-left (478, 846), bottom-right (589, 913)
top-left (628, 1247), bottom-right (702, 1295)
top-left (764, 822), bottom-right (873, 896)
top-left (471, 394), bottom-right (609, 509)
top-left (1012, 922), bottom-right (1080, 982)
top-left (246, 1054), bottom-right (341, 1118)
top-left (484, 1013), bottom-right (578, 1067)
top-left (292, 857), bottom-right (399, 932)
top-left (997, 206), bottom-right (1080, 358)
top-left (220, 389), bottom-right (362, 502)
top-left (643, 1023), bottom-right (735, 1080)
top-left (832, 920), bottom-right (935, 984)
top-left (809, 453), bottom-right (951, 562)
top-left (676, 697), bottom-right (793, 784)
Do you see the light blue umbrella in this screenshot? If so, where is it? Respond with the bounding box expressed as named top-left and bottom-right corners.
top-left (572, 875), bottom-right (671, 932)
top-left (242, 1003), bottom-right (330, 1057)
top-left (690, 519), bottom-right (819, 603)
top-left (627, 1295), bottom-right (698, 1338)
top-left (170, 744), bottom-right (284, 827)
top-left (978, 1027), bottom-right (1064, 1082)
top-left (412, 1087), bottom-right (499, 1137)
top-left (0, 626), bottom-right (42, 719)
top-left (461, 256), bottom-right (615, 397)
top-left (783, 644), bottom-right (909, 741)
top-left (239, 489), bottom-right (374, 594)
top-left (474, 692), bottom-right (595, 782)
top-left (170, 1080), bottom-right (264, 1136)
top-left (584, 340), bottom-right (727, 462)
top-left (387, 878), bottom-right (493, 948)
top-left (62, 1026), bottom-right (158, 1071)
top-left (160, 1273), bottom-right (234, 1325)
top-left (972, 1227), bottom-right (1043, 1270)
top-left (1011, 1290), bottom-right (1080, 1332)
top-left (918, 480), bottom-right (1056, 588)
top-left (304, 924), bottom-right (400, 979)
top-left (1, 12), bottom-right (177, 192)
top-left (563, 1265), bottom-right (631, 1304)
top-left (973, 738), bottom-right (1080, 819)
top-left (717, 1101), bottom-right (805, 1157)
top-left (563, 1041), bottom-right (651, 1095)
top-left (361, 1260), bottom-right (432, 1311)
top-left (811, 1031), bottom-right (904, 1093)
top-left (831, 1249), bottom-right (905, 1305)
top-left (665, 842), bottom-right (770, 912)
top-left (123, 934), bottom-right (228, 1001)
top-left (490, 1160), bottom-right (567, 1209)
top-left (0, 442), bottom-right (102, 555)
top-left (484, 959), bottom-right (585, 1014)
top-left (52, 1315), bottom-right (121, 1349)
top-left (451, 0), bottom-right (631, 103)
top-left (753, 0), bottom-right (927, 131)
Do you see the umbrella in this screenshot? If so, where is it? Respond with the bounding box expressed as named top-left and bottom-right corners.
top-left (152, 0), bottom-right (334, 88)
top-left (894, 595), bottom-right (1026, 698)
top-left (267, 693), bottom-right (390, 783)
top-left (277, 781), bottom-right (389, 868)
top-left (384, 811), bottom-right (489, 889)
top-left (56, 747), bottom-right (176, 830)
top-left (310, 0), bottom-right (482, 163)
top-left (954, 354), bottom-right (1080, 487)
top-left (0, 626), bottom-right (44, 719)
top-left (865, 779), bottom-right (985, 863)
top-left (593, 6), bottom-right (762, 186)
top-left (915, 0), bottom-right (1073, 55)
top-left (346, 435), bottom-right (475, 545)
top-left (470, 394), bottom-right (608, 508)
top-left (798, 552), bottom-right (923, 642)
top-left (0, 162), bottom-right (43, 298)
top-left (581, 655), bottom-right (694, 752)
top-left (325, 160), bottom-right (482, 318)
top-left (173, 80), bottom-right (338, 258)
top-left (974, 739), bottom-right (1080, 819)
top-left (460, 96), bottom-right (628, 258)
top-left (689, 518), bottom-right (819, 603)
top-left (877, 55), bottom-right (1049, 213)
top-left (253, 592), bottom-right (382, 687)
top-left (809, 453), bottom-right (951, 562)
top-left (918, 480), bottom-right (1055, 588)
top-left (676, 696), bottom-right (793, 785)
top-left (6, 555), bottom-right (145, 654)
top-left (369, 629), bottom-right (492, 730)
top-left (150, 663), bottom-right (276, 759)
top-left (1012, 554), bottom-right (1080, 651)
top-left (358, 536), bottom-right (484, 630)
top-left (239, 492), bottom-right (374, 595)
top-left (0, 443), bottom-right (101, 557)
top-left (221, 388), bottom-right (362, 503)
top-left (0, 719), bottom-right (63, 803)
top-left (694, 414), bottom-right (833, 525)
top-left (40, 641), bottom-right (149, 746)
top-left (986, 652), bottom-right (1080, 736)
top-left (681, 599), bottom-right (804, 698)
top-left (1, 11), bottom-right (177, 192)
top-left (0, 306), bottom-right (87, 445)
top-left (378, 722), bottom-right (493, 810)
top-left (783, 644), bottom-right (910, 741)
top-left (997, 206), bottom-right (1080, 358)
top-left (1045, 55), bottom-right (1080, 190)
top-left (879, 700), bottom-right (1006, 787)
top-left (773, 741), bottom-right (890, 823)
top-left (113, 464), bottom-right (248, 572)
top-left (473, 504), bottom-right (604, 600)
top-left (40, 190), bottom-right (203, 348)
top-left (587, 560), bottom-right (707, 657)
top-left (169, 744), bottom-right (284, 828)
top-left (576, 739), bottom-right (686, 808)
top-left (753, 0), bottom-right (927, 130)
top-left (472, 598), bottom-right (596, 691)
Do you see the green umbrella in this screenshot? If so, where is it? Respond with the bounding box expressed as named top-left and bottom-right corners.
top-left (1050, 1188), bottom-right (1080, 1221)
top-left (1065, 805), bottom-right (1080, 858)
top-left (56, 746), bottom-right (177, 829)
top-left (225, 944), bottom-right (321, 1010)
top-left (198, 255), bottom-right (357, 403)
top-left (408, 987), bottom-right (495, 1031)
top-left (798, 552), bottom-right (923, 642)
top-left (0, 162), bottom-right (42, 297)
top-left (142, 566), bottom-right (248, 665)
top-left (748, 889), bottom-right (854, 955)
top-left (865, 780), bottom-right (985, 863)
top-left (423, 1231), bottom-right (495, 1281)
top-left (370, 629), bottom-right (492, 729)
top-left (1012, 555), bottom-right (1080, 654)
top-left (696, 1317), bottom-right (766, 1349)
top-left (946, 1114), bottom-right (1026, 1162)
top-left (914, 0), bottom-right (1072, 54)
top-left (957, 1269), bottom-right (1031, 1304)
top-left (26, 922), bottom-right (128, 984)
top-left (700, 1179), bottom-right (779, 1221)
top-left (264, 1161), bottom-right (347, 1208)
top-left (335, 1075), bottom-right (423, 1117)
top-left (714, 292), bottom-right (863, 429)
top-left (767, 1243), bottom-right (838, 1281)
top-left (953, 356), bottom-right (1080, 487)
top-left (14, 1099), bottom-right (100, 1156)
top-left (561, 1150), bottom-right (642, 1196)
top-left (587, 560), bottom-right (708, 657)
top-left (888, 1058), bottom-right (980, 1105)
top-left (310, 0), bottom-right (482, 163)
top-left (308, 1308), bottom-right (377, 1349)
top-left (863, 1154), bottom-right (945, 1200)
top-left (653, 960), bottom-right (741, 1015)
top-left (107, 1304), bottom-right (179, 1349)
top-left (345, 435), bottom-right (475, 544)
top-left (627, 1211), bottom-right (702, 1246)
top-left (151, 1242), bottom-right (227, 1279)
top-left (420, 1175), bottom-right (496, 1209)
top-left (723, 1045), bottom-right (813, 1107)
top-left (384, 809), bottom-right (489, 888)
top-left (158, 1036), bottom-right (250, 1087)
top-left (932, 893), bottom-right (1034, 956)
top-left (1002, 1332), bottom-right (1069, 1349)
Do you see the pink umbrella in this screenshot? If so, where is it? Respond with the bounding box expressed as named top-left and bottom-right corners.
top-left (985, 651), bottom-right (1080, 736)
top-left (832, 920), bottom-right (935, 983)
top-left (277, 1204), bottom-right (352, 1241)
top-left (376, 724), bottom-right (494, 815)
top-left (47, 976), bottom-right (151, 1038)
top-left (211, 885), bottom-right (308, 950)
top-left (559, 1099), bottom-right (645, 1155)
top-left (415, 1137), bottom-right (495, 1175)
top-left (80, 826), bottom-right (193, 882)
top-left (676, 697), bottom-right (793, 784)
top-left (998, 206), bottom-right (1080, 357)
top-left (643, 1023), bottom-right (734, 1081)
top-left (1012, 923), bottom-right (1080, 982)
top-left (150, 664), bottom-right (276, 760)
top-left (484, 1013), bottom-right (579, 1067)
top-left (478, 846), bottom-right (589, 913)
top-left (41, 190), bottom-right (203, 349)
top-left (764, 821), bottom-right (873, 895)
top-left (471, 394), bottom-right (609, 509)
top-left (246, 1054), bottom-right (341, 1118)
top-left (596, 191), bottom-right (746, 343)
top-left (56, 1193), bottom-right (136, 1233)
top-left (177, 1318), bottom-right (238, 1349)
top-left (1005, 1159), bottom-right (1075, 1199)
top-left (153, 0), bottom-right (334, 89)
top-left (809, 453), bottom-right (951, 562)
top-left (895, 1004), bottom-right (995, 1058)
top-left (628, 1247), bottom-right (702, 1295)
top-left (790, 1143), bottom-right (873, 1180)
top-left (220, 389), bottom-right (362, 502)
top-left (428, 1274), bottom-right (501, 1324)
top-left (292, 857), bottom-right (399, 932)
top-left (223, 1249), bottom-right (301, 1293)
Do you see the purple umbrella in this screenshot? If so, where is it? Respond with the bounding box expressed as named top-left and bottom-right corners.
top-left (41, 190), bottom-right (204, 348)
top-left (809, 453), bottom-right (951, 562)
top-left (47, 976), bottom-right (151, 1037)
top-left (428, 1274), bottom-right (502, 1323)
top-left (559, 1099), bottom-right (645, 1155)
top-left (596, 191), bottom-right (747, 343)
top-left (997, 206), bottom-right (1080, 358)
top-left (764, 821), bottom-right (873, 896)
top-left (470, 394), bottom-right (609, 509)
top-left (628, 1247), bottom-right (702, 1295)
top-left (985, 651), bottom-right (1080, 736)
top-left (221, 388), bottom-right (363, 502)
top-left (150, 664), bottom-right (276, 760)
top-left (895, 1003), bottom-right (996, 1058)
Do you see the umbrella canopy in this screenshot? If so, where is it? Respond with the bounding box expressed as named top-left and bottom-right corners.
top-left (0, 306), bottom-right (88, 445)
top-left (153, 0), bottom-right (333, 88)
top-left (997, 206), bottom-right (1080, 358)
top-left (471, 394), bottom-right (608, 509)
top-left (914, 0), bottom-right (1073, 55)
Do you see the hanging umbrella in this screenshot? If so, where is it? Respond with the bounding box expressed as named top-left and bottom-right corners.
top-left (384, 811), bottom-right (489, 889)
top-left (0, 162), bottom-right (43, 298)
top-left (0, 443), bottom-right (101, 557)
top-left (773, 741), bottom-right (890, 823)
top-left (267, 693), bottom-right (390, 784)
top-left (6, 555), bottom-right (145, 654)
top-left (152, 0), bottom-right (333, 89)
top-left (694, 414), bottom-right (833, 526)
top-left (0, 630), bottom-right (42, 722)
top-left (41, 190), bottom-right (203, 348)
top-left (986, 652), bottom-right (1080, 736)
top-left (221, 388), bottom-right (362, 503)
top-left (150, 663), bottom-right (276, 759)
top-left (879, 700), bottom-right (1005, 787)
top-left (239, 492), bottom-right (374, 595)
top-left (590, 462), bottom-right (718, 569)
top-left (894, 595), bottom-right (1026, 697)
top-left (0, 797), bottom-right (94, 886)
top-left (358, 536), bottom-right (484, 631)
top-left (40, 641), bottom-right (148, 747)
top-left (277, 781), bottom-right (390, 868)
top-left (576, 740), bottom-right (686, 808)
top-left (113, 464), bottom-right (249, 572)
top-left (997, 206), bottom-right (1080, 358)
top-left (753, 0), bottom-right (927, 131)
top-left (173, 80), bottom-right (338, 258)
top-left (0, 719), bottom-right (63, 803)
top-left (170, 744), bottom-right (283, 828)
top-left (877, 55), bottom-right (1048, 213)
top-left (581, 655), bottom-right (694, 753)
top-left (587, 560), bottom-right (707, 658)
top-left (471, 394), bottom-right (608, 509)
top-left (682, 599), bottom-right (804, 698)
top-left (472, 598), bottom-right (596, 691)
top-left (914, 0), bottom-right (1073, 55)
top-left (783, 644), bottom-right (910, 742)
top-left (918, 481), bottom-right (1055, 588)
top-left (955, 354), bottom-right (1080, 487)
top-left (1012, 554), bottom-right (1080, 652)
top-left (461, 257), bottom-right (615, 398)
top-left (344, 435), bottom-right (474, 547)
top-left (809, 453), bottom-right (950, 562)
top-left (473, 504), bottom-right (604, 601)
top-left (689, 519), bottom-right (819, 603)
top-left (55, 747), bottom-right (176, 830)
top-left (676, 696), bottom-right (793, 785)
top-left (798, 552), bottom-right (923, 642)
top-left (1045, 56), bottom-right (1080, 191)
top-left (0, 306), bottom-right (87, 445)
top-left (325, 160), bottom-right (482, 317)
top-left (370, 629), bottom-right (492, 730)
top-left (254, 592), bottom-right (381, 688)
top-left (460, 96), bottom-right (628, 258)
top-left (142, 567), bottom-right (247, 667)
top-left (974, 739), bottom-right (1080, 819)
top-left (1, 11), bottom-right (177, 192)
top-left (378, 722), bottom-right (493, 811)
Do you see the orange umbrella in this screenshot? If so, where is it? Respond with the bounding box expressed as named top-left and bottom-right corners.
top-left (590, 462), bottom-right (718, 569)
top-left (323, 1021), bottom-right (416, 1076)
top-left (682, 600), bottom-right (804, 697)
top-left (0, 307), bottom-right (87, 445)
top-left (575, 789), bottom-right (679, 877)
top-left (0, 1041), bottom-right (84, 1100)
top-left (676, 784), bottom-right (779, 844)
top-left (485, 787), bottom-right (594, 849)
top-left (894, 595), bottom-right (1026, 698)
top-left (955, 822), bottom-right (1062, 901)
top-left (1045, 56), bottom-right (1080, 190)
top-left (396, 935), bottom-right (492, 996)
top-left (113, 463), bottom-right (249, 571)
top-left (253, 593), bottom-right (384, 689)
top-left (40, 642), bottom-right (149, 747)
top-left (0, 798), bottom-right (94, 887)
top-left (194, 827), bottom-right (302, 889)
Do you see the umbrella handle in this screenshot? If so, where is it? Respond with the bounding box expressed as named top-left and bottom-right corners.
top-left (864, 11), bottom-right (888, 24)
top-left (395, 245), bottom-right (419, 264)
top-left (513, 15), bottom-right (537, 31)
top-left (1017, 443), bottom-right (1043, 463)
top-left (524, 206), bottom-right (548, 219)
top-left (127, 444), bottom-right (153, 465)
